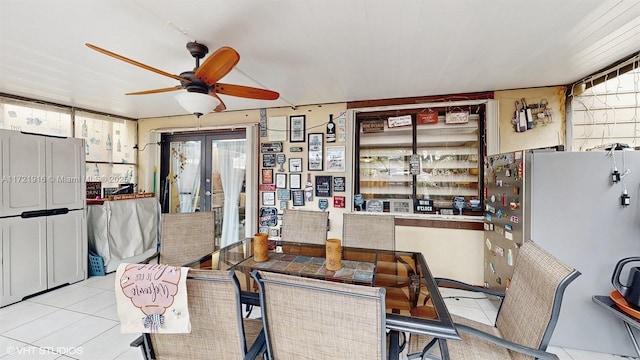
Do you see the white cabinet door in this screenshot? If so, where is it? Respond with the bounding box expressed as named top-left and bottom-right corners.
top-left (47, 210), bottom-right (86, 287)
top-left (0, 130), bottom-right (47, 216)
top-left (46, 137), bottom-right (85, 210)
top-left (0, 217), bottom-right (47, 307)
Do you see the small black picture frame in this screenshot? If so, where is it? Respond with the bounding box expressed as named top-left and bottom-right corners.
top-left (290, 173), bottom-right (302, 189)
top-left (275, 173), bottom-right (287, 189)
top-left (289, 158), bottom-right (303, 172)
top-left (289, 115), bottom-right (306, 143)
top-left (292, 190), bottom-right (305, 206)
top-left (308, 133), bottom-right (323, 171)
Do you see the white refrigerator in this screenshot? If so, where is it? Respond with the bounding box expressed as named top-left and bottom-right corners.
top-left (0, 130), bottom-right (86, 307)
top-left (484, 149), bottom-right (640, 356)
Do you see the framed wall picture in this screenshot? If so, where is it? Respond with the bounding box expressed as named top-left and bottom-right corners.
top-left (292, 190), bottom-right (305, 206)
top-left (275, 173), bottom-right (287, 189)
top-left (262, 191), bottom-right (276, 206)
top-left (290, 173), bottom-right (302, 189)
top-left (333, 176), bottom-right (345, 192)
top-left (308, 133), bottom-right (323, 171)
top-left (315, 175), bottom-right (332, 197)
top-left (326, 146), bottom-right (345, 172)
top-left (262, 168), bottom-right (273, 184)
top-left (289, 115), bottom-right (306, 143)
top-left (289, 158), bottom-right (303, 172)
top-left (268, 116), bottom-right (287, 141)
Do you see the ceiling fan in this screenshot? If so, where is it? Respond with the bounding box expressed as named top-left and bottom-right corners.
top-left (85, 42), bottom-right (279, 116)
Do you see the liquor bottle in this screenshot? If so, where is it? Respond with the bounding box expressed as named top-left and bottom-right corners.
top-left (304, 173), bottom-right (314, 202)
top-left (82, 119), bottom-right (88, 137)
top-left (117, 137), bottom-right (121, 152)
top-left (106, 134), bottom-right (112, 151)
top-left (326, 114), bottom-right (336, 143)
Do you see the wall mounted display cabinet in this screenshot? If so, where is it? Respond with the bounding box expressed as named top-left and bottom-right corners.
top-left (354, 102), bottom-right (492, 216)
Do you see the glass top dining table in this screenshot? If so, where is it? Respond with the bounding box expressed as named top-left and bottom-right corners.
top-left (184, 238), bottom-right (460, 359)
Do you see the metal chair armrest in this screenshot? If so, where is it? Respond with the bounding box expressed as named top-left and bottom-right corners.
top-left (435, 278), bottom-right (505, 298)
top-left (456, 324), bottom-right (559, 360)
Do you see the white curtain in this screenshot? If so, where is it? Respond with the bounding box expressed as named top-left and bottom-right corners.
top-left (217, 140), bottom-right (246, 246)
top-left (171, 142), bottom-right (201, 213)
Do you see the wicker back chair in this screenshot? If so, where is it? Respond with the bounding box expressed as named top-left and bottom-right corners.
top-left (131, 269), bottom-right (265, 360)
top-left (252, 270), bottom-right (387, 360)
top-left (408, 240), bottom-right (580, 360)
top-left (159, 212), bottom-right (216, 266)
top-left (342, 213), bottom-right (395, 250)
top-left (280, 209), bottom-right (328, 245)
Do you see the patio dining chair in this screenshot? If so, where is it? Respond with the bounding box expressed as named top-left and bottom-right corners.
top-left (143, 211), bottom-right (216, 266)
top-left (280, 208), bottom-right (328, 245)
top-left (252, 269), bottom-right (387, 360)
top-left (131, 269), bottom-right (266, 360)
top-left (407, 240), bottom-right (580, 360)
top-left (342, 212), bottom-right (395, 250)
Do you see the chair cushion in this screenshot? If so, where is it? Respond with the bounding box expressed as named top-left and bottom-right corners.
top-left (408, 314), bottom-right (512, 359)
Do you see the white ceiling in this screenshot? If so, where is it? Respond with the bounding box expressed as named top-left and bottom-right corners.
top-left (2, 0), bottom-right (640, 119)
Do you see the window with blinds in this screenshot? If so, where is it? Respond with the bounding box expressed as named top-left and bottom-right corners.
top-left (570, 56), bottom-right (640, 151)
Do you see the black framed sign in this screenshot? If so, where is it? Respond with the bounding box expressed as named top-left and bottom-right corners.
top-left (289, 158), bottom-right (303, 172)
top-left (315, 175), bottom-right (332, 197)
top-left (262, 153), bottom-right (276, 168)
top-left (289, 115), bottom-right (306, 143)
top-left (308, 133), bottom-right (323, 171)
top-left (262, 191), bottom-right (276, 206)
top-left (292, 190), bottom-right (305, 206)
top-left (275, 173), bottom-right (287, 189)
top-left (290, 173), bottom-right (302, 189)
top-left (333, 176), bottom-right (345, 192)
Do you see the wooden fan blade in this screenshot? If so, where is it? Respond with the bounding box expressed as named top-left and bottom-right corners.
top-left (85, 43), bottom-right (188, 82)
top-left (209, 92), bottom-right (226, 112)
top-left (213, 83), bottom-right (279, 100)
top-left (126, 85), bottom-right (183, 95)
top-left (195, 46), bottom-right (240, 86)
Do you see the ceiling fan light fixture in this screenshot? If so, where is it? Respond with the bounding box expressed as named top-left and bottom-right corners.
top-left (175, 92), bottom-right (220, 117)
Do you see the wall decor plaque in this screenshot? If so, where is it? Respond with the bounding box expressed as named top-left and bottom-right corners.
top-left (261, 142), bottom-right (283, 153)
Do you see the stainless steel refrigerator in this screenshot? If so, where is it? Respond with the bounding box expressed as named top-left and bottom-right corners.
top-left (484, 149), bottom-right (640, 356)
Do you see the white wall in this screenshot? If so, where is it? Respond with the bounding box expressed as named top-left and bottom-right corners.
top-left (396, 226), bottom-right (484, 284)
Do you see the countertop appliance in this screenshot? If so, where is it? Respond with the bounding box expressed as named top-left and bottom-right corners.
top-left (484, 149), bottom-right (640, 356)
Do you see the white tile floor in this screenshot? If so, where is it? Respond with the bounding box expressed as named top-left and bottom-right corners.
top-left (0, 274), bottom-right (636, 359)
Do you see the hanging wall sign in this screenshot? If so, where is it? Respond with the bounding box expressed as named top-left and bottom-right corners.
top-left (361, 120), bottom-right (385, 133)
top-left (334, 196), bottom-right (345, 208)
top-left (333, 177), bottom-right (345, 192)
top-left (315, 175), bottom-right (332, 197)
top-left (318, 198), bottom-right (329, 211)
top-left (261, 142), bottom-right (283, 153)
top-left (259, 207), bottom-right (278, 226)
top-left (262, 154), bottom-right (276, 168)
top-left (387, 115), bottom-right (412, 128)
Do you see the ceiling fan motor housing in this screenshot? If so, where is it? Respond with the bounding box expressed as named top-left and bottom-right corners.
top-left (179, 71), bottom-right (210, 94)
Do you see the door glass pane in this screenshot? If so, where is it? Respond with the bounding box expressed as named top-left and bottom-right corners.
top-left (169, 141), bottom-right (201, 213)
top-left (212, 139), bottom-right (246, 246)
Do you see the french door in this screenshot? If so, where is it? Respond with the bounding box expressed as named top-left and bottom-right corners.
top-left (160, 129), bottom-right (248, 247)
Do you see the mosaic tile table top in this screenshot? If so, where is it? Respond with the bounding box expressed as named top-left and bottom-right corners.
top-left (237, 253), bottom-right (376, 284)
